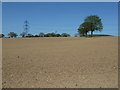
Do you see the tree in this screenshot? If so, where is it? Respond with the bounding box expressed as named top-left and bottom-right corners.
top-left (61, 33), bottom-right (70, 37)
top-left (50, 33), bottom-right (56, 37)
top-left (8, 32), bottom-right (18, 38)
top-left (34, 35), bottom-right (39, 37)
top-left (26, 33), bottom-right (33, 37)
top-left (44, 33), bottom-right (50, 37)
top-left (78, 28), bottom-right (86, 37)
top-left (0, 34), bottom-right (5, 38)
top-left (56, 34), bottom-right (61, 37)
top-left (44, 33), bottom-right (56, 37)
top-left (84, 15), bottom-right (103, 36)
top-left (39, 32), bottom-right (44, 37)
top-left (78, 22), bottom-right (94, 37)
top-left (20, 32), bottom-right (26, 37)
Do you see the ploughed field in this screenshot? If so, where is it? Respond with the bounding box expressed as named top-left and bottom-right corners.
top-left (2, 37), bottom-right (118, 88)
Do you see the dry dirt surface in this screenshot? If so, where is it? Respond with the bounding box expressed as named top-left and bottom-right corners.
top-left (2, 36), bottom-right (118, 88)
top-left (0, 38), bottom-right (2, 89)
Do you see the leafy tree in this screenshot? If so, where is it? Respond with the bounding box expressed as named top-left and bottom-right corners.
top-left (61, 33), bottom-right (70, 37)
top-left (78, 22), bottom-right (94, 37)
top-left (39, 32), bottom-right (44, 37)
top-left (26, 33), bottom-right (33, 37)
top-left (78, 28), bottom-right (86, 37)
top-left (50, 33), bottom-right (57, 37)
top-left (0, 34), bottom-right (5, 38)
top-left (34, 35), bottom-right (40, 37)
top-left (8, 32), bottom-right (18, 38)
top-left (84, 15), bottom-right (103, 36)
top-left (56, 34), bottom-right (61, 37)
top-left (44, 33), bottom-right (56, 37)
top-left (44, 33), bottom-right (49, 37)
top-left (78, 28), bottom-right (87, 37)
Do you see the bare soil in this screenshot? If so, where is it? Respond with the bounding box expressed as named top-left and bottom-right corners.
top-left (2, 36), bottom-right (118, 88)
top-left (0, 39), bottom-right (2, 89)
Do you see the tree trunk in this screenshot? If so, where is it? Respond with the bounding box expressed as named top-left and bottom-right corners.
top-left (91, 31), bottom-right (93, 37)
top-left (85, 32), bottom-right (87, 37)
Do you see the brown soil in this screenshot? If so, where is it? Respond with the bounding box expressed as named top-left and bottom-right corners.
top-left (2, 36), bottom-right (118, 88)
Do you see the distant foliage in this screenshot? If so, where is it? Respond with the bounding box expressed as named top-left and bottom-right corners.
top-left (6, 32), bottom-right (71, 38)
top-left (56, 34), bottom-right (61, 37)
top-left (26, 33), bottom-right (34, 37)
top-left (44, 33), bottom-right (55, 37)
top-left (61, 33), bottom-right (70, 37)
top-left (0, 34), bottom-right (5, 38)
top-left (34, 35), bottom-right (40, 37)
top-left (44, 33), bottom-right (70, 37)
top-left (39, 32), bottom-right (45, 37)
top-left (8, 32), bottom-right (18, 38)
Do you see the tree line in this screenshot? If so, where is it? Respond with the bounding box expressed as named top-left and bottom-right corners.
top-left (0, 15), bottom-right (103, 38)
top-left (0, 32), bottom-right (70, 38)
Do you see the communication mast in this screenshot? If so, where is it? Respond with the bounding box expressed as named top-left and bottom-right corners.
top-left (24, 20), bottom-right (29, 36)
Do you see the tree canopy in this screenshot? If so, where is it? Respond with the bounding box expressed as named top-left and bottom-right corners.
top-left (78, 22), bottom-right (95, 37)
top-left (78, 15), bottom-right (103, 37)
top-left (84, 15), bottom-right (103, 36)
top-left (8, 32), bottom-right (18, 38)
top-left (61, 33), bottom-right (70, 37)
